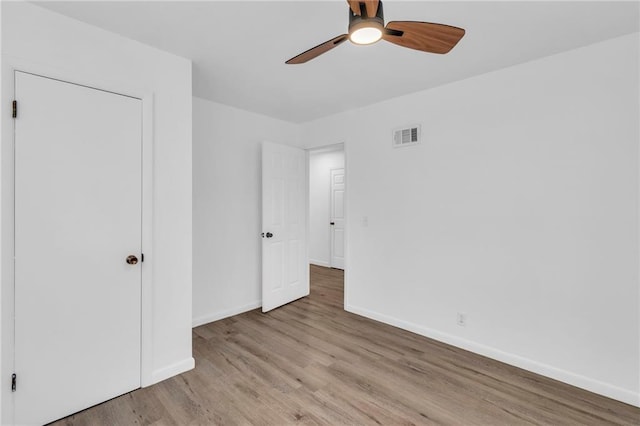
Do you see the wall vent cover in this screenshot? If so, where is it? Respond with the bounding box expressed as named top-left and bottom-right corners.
top-left (393, 125), bottom-right (421, 148)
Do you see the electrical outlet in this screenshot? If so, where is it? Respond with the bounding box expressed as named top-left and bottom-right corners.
top-left (457, 313), bottom-right (466, 327)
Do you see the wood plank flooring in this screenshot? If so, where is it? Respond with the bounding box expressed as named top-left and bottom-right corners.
top-left (54, 265), bottom-right (639, 425)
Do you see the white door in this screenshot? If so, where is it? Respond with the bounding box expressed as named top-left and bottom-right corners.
top-left (261, 141), bottom-right (309, 312)
top-left (14, 71), bottom-right (142, 425)
top-left (330, 168), bottom-right (345, 269)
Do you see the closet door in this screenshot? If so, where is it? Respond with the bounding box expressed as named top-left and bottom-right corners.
top-left (14, 71), bottom-right (142, 425)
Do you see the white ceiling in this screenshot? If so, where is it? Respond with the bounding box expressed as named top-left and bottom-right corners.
top-left (35, 1), bottom-right (639, 123)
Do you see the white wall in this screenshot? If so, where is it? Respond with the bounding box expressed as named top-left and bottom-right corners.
top-left (309, 150), bottom-right (345, 267)
top-left (301, 34), bottom-right (640, 406)
top-left (192, 97), bottom-right (300, 327)
top-left (1, 2), bottom-right (193, 422)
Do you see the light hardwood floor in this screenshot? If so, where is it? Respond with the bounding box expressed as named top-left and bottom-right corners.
top-left (54, 265), bottom-right (639, 425)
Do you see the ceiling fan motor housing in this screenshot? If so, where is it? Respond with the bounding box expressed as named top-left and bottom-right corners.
top-left (348, 1), bottom-right (385, 43)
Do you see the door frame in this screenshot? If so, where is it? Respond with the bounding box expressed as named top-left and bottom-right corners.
top-left (306, 142), bottom-right (348, 307)
top-left (1, 58), bottom-right (155, 423)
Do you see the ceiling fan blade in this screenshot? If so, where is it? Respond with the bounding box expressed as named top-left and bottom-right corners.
top-left (364, 0), bottom-right (379, 18)
top-left (285, 34), bottom-right (349, 64)
top-left (346, 0), bottom-right (379, 17)
top-left (347, 0), bottom-right (361, 15)
top-left (383, 21), bottom-right (465, 54)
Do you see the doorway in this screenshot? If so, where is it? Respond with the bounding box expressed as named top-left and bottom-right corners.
top-left (308, 144), bottom-right (345, 306)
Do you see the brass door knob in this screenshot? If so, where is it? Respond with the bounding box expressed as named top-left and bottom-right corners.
top-left (126, 255), bottom-right (139, 265)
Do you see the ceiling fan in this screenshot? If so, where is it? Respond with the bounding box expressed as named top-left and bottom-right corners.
top-left (286, 0), bottom-right (465, 64)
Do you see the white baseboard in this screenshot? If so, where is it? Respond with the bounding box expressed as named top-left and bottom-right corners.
top-left (192, 300), bottom-right (262, 328)
top-left (310, 259), bottom-right (330, 267)
top-left (148, 357), bottom-right (195, 387)
top-left (345, 304), bottom-right (639, 407)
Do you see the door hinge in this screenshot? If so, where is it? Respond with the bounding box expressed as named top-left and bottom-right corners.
top-left (11, 373), bottom-right (16, 392)
top-left (12, 100), bottom-right (17, 118)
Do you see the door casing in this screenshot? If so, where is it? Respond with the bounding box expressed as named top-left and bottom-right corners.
top-left (305, 143), bottom-right (348, 305)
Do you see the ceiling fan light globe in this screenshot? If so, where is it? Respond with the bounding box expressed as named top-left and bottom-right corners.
top-left (349, 27), bottom-right (383, 45)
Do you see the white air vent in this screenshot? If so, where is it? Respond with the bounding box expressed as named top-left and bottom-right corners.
top-left (392, 125), bottom-right (421, 148)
